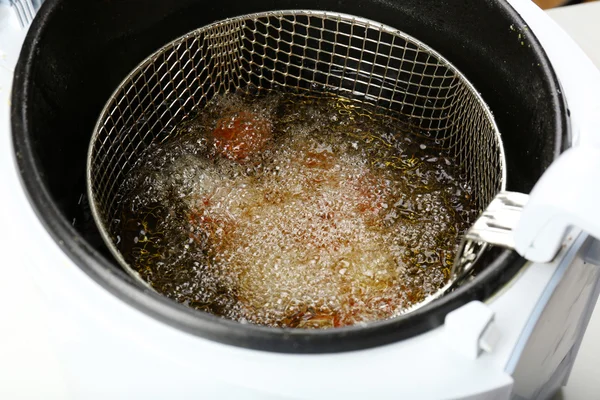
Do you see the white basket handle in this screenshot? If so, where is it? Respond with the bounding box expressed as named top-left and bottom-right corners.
top-left (515, 144), bottom-right (600, 262)
top-left (452, 104), bottom-right (600, 278)
top-left (515, 102), bottom-right (600, 262)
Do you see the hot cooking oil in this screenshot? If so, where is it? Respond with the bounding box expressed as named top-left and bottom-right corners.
top-left (114, 90), bottom-right (477, 328)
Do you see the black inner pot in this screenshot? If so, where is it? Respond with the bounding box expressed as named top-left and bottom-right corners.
top-left (12, 0), bottom-right (568, 353)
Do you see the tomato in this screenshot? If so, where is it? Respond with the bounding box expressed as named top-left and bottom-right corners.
top-left (211, 111), bottom-right (272, 161)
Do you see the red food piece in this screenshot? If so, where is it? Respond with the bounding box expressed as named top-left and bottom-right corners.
top-left (354, 173), bottom-right (389, 216)
top-left (303, 151), bottom-right (335, 170)
top-left (212, 111), bottom-right (272, 161)
top-left (188, 205), bottom-right (235, 251)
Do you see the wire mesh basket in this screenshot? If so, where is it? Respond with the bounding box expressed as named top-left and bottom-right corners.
top-left (88, 10), bottom-right (505, 302)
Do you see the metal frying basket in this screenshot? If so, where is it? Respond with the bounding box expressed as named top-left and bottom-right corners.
top-left (87, 10), bottom-right (506, 310)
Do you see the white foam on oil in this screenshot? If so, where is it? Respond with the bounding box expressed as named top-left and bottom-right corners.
top-left (116, 92), bottom-right (476, 328)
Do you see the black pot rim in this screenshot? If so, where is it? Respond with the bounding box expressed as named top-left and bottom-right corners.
top-left (10, 0), bottom-right (568, 353)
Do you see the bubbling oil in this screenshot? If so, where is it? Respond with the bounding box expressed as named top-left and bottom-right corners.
top-left (115, 90), bottom-right (478, 328)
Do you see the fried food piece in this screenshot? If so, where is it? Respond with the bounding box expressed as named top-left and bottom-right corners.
top-left (211, 111), bottom-right (272, 161)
